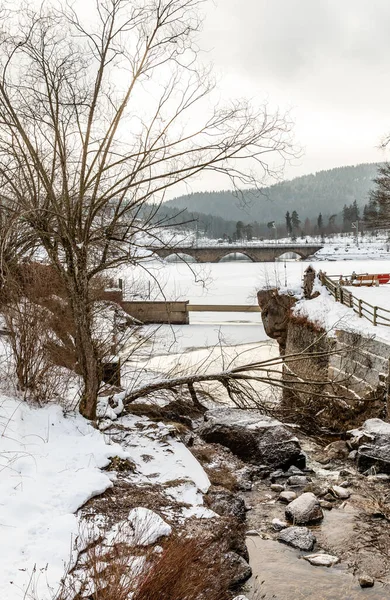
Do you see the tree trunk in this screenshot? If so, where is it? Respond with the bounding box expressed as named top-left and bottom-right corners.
top-left (68, 279), bottom-right (101, 420)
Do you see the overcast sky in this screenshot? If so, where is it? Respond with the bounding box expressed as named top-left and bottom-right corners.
top-left (196, 0), bottom-right (390, 186)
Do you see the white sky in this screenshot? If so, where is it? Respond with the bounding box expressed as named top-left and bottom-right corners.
top-left (191, 0), bottom-right (390, 189)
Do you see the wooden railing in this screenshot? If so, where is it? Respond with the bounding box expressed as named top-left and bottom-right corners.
top-left (320, 273), bottom-right (390, 328)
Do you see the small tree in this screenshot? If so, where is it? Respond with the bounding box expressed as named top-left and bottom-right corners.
top-left (366, 164), bottom-right (390, 229)
top-left (0, 0), bottom-right (294, 419)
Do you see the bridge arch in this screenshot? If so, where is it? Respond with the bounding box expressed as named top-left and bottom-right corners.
top-left (163, 252), bottom-right (199, 263)
top-left (275, 251), bottom-right (304, 261)
top-left (218, 251), bottom-right (255, 263)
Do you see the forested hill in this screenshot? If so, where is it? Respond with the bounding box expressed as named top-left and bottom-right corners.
top-left (164, 163), bottom-right (380, 222)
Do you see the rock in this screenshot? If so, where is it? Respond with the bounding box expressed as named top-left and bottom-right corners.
top-left (357, 443), bottom-right (390, 475)
top-left (339, 468), bottom-right (354, 477)
top-left (278, 526), bottom-right (316, 551)
top-left (287, 465), bottom-right (304, 475)
top-left (348, 450), bottom-right (357, 460)
top-left (339, 480), bottom-right (350, 488)
top-left (304, 483), bottom-right (328, 497)
top-left (225, 552), bottom-right (252, 587)
top-left (330, 485), bottom-right (350, 499)
top-left (279, 491), bottom-right (297, 503)
top-left (323, 493), bottom-right (336, 502)
top-left (324, 440), bottom-right (349, 460)
top-left (272, 518), bottom-right (288, 531)
top-left (358, 573), bottom-right (375, 588)
top-left (246, 529), bottom-right (260, 536)
top-left (200, 408), bottom-right (305, 469)
top-left (303, 553), bottom-right (339, 567)
top-left (287, 475), bottom-right (309, 487)
top-left (206, 490), bottom-right (246, 522)
top-left (319, 501), bottom-right (333, 510)
top-left (232, 596), bottom-right (250, 600)
top-left (270, 469), bottom-right (286, 481)
top-left (257, 289), bottom-right (296, 353)
top-left (285, 492), bottom-right (323, 524)
top-left (270, 484), bottom-right (285, 492)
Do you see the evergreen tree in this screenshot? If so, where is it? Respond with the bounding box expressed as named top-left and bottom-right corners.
top-left (291, 210), bottom-right (300, 233)
top-left (367, 163), bottom-right (390, 229)
top-left (317, 213), bottom-right (323, 233)
top-left (285, 211), bottom-right (292, 236)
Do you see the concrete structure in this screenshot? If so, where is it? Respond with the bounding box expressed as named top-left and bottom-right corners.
top-left (147, 243), bottom-right (323, 263)
top-left (121, 300), bottom-right (189, 324)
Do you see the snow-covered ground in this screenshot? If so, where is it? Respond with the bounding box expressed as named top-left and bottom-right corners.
top-left (0, 397), bottom-right (127, 600)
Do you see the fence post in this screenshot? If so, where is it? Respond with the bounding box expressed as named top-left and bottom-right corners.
top-left (339, 286), bottom-right (343, 305)
top-left (358, 299), bottom-right (362, 318)
top-left (373, 306), bottom-right (377, 326)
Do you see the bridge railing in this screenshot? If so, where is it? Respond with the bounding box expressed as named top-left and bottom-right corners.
top-left (320, 273), bottom-right (390, 328)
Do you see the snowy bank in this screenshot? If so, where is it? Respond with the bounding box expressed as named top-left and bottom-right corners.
top-left (0, 397), bottom-right (127, 600)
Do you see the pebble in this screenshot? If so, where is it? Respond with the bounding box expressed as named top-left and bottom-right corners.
top-left (323, 493), bottom-right (336, 502)
top-left (279, 491), bottom-right (297, 503)
top-left (358, 573), bottom-right (374, 588)
top-left (331, 485), bottom-right (351, 499)
top-left (303, 553), bottom-right (339, 567)
top-left (270, 469), bottom-right (285, 481)
top-left (270, 484), bottom-right (285, 492)
top-left (287, 475), bottom-right (309, 487)
top-left (319, 501), bottom-right (333, 510)
top-left (339, 480), bottom-right (350, 488)
top-left (286, 465), bottom-right (304, 476)
top-left (348, 450), bottom-right (357, 460)
top-left (246, 529), bottom-right (260, 536)
top-left (271, 518), bottom-right (288, 531)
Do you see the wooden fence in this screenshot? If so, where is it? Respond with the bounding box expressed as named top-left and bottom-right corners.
top-left (320, 273), bottom-right (390, 328)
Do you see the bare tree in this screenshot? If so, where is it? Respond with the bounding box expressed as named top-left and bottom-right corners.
top-left (0, 0), bottom-right (294, 418)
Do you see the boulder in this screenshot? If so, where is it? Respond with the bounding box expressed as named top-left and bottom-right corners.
top-left (206, 489), bottom-right (246, 522)
top-left (357, 444), bottom-right (390, 475)
top-left (200, 408), bottom-right (305, 469)
top-left (278, 526), bottom-right (316, 551)
top-left (303, 553), bottom-right (339, 567)
top-left (349, 420), bottom-right (390, 474)
top-left (225, 552), bottom-right (252, 587)
top-left (285, 492), bottom-right (323, 524)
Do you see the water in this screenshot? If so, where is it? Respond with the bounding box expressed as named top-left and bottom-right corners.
top-left (246, 537), bottom-right (387, 599)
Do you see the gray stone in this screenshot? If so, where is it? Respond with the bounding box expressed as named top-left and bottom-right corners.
top-left (270, 484), bottom-right (285, 492)
top-left (331, 485), bottom-right (350, 499)
top-left (358, 573), bottom-right (374, 588)
top-left (278, 526), bottom-right (316, 551)
top-left (270, 469), bottom-right (285, 480)
top-left (279, 491), bottom-right (297, 503)
top-left (272, 518), bottom-right (288, 531)
top-left (303, 553), bottom-right (339, 567)
top-left (287, 475), bottom-right (309, 487)
top-left (225, 552), bottom-right (252, 587)
top-left (246, 529), bottom-right (260, 536)
top-left (287, 465), bottom-right (304, 475)
top-left (357, 443), bottom-right (390, 475)
top-left (206, 490), bottom-right (246, 522)
top-left (319, 501), bottom-right (333, 510)
top-left (232, 596), bottom-right (250, 600)
top-left (285, 492), bottom-right (324, 524)
top-left (200, 408), bottom-right (305, 469)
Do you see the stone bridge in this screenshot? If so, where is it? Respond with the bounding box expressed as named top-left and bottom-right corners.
top-left (148, 243), bottom-right (323, 263)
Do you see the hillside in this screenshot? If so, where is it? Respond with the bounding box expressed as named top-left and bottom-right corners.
top-left (164, 163), bottom-right (380, 223)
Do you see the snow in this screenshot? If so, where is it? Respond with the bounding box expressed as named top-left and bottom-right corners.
top-left (127, 507), bottom-right (172, 545)
top-left (0, 396), bottom-right (127, 600)
top-left (112, 413), bottom-right (210, 493)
